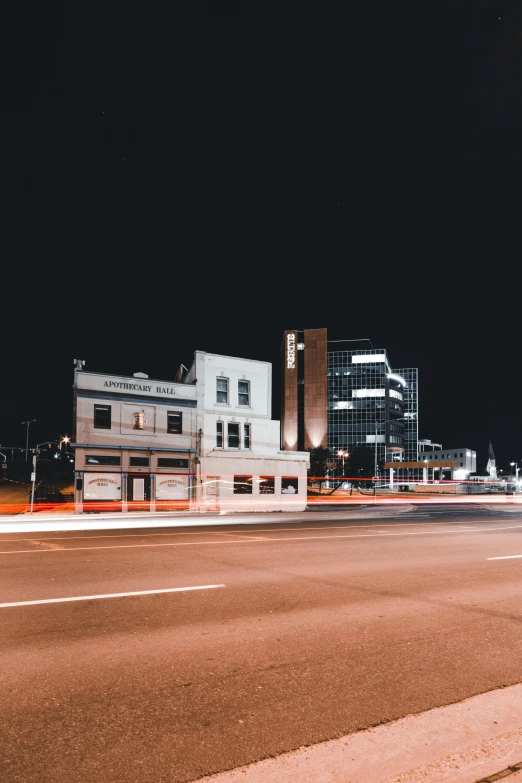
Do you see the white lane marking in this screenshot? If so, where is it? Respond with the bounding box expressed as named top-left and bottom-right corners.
top-left (2, 524), bottom-right (522, 555)
top-left (488, 555), bottom-right (522, 560)
top-left (0, 584), bottom-right (225, 608)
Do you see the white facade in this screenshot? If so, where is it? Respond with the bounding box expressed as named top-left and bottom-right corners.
top-left (192, 352), bottom-right (309, 512)
top-left (418, 443), bottom-right (477, 479)
top-left (72, 352), bottom-right (309, 513)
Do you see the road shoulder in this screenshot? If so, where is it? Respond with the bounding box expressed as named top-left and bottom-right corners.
top-left (189, 683), bottom-right (522, 783)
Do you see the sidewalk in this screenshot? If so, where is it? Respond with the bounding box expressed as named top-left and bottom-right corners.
top-left (188, 683), bottom-right (522, 783)
top-left (0, 504), bottom-right (417, 534)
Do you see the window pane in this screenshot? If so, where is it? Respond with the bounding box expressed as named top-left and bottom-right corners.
top-left (217, 378), bottom-right (228, 403)
top-left (244, 423), bottom-right (251, 449)
top-left (157, 458), bottom-right (189, 468)
top-left (228, 423), bottom-right (240, 448)
top-left (94, 405), bottom-right (111, 429)
top-left (281, 476), bottom-right (298, 494)
top-left (238, 380), bottom-right (250, 406)
top-left (234, 476), bottom-right (252, 494)
top-left (129, 457), bottom-right (150, 467)
top-left (216, 421), bottom-right (223, 448)
top-left (259, 476), bottom-right (274, 494)
top-left (167, 412), bottom-right (182, 434)
top-left (85, 455), bottom-right (121, 466)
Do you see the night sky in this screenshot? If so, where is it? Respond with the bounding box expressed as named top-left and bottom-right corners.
top-left (3, 2), bottom-right (521, 471)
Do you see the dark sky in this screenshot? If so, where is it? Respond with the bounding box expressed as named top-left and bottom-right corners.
top-left (3, 1), bottom-right (522, 471)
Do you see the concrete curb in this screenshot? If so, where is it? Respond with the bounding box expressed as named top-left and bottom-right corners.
top-left (188, 684), bottom-right (522, 783)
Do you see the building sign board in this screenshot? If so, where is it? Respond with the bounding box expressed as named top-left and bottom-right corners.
top-left (84, 473), bottom-right (121, 500)
top-left (286, 332), bottom-right (296, 369)
top-left (156, 475), bottom-right (188, 500)
top-left (77, 373), bottom-right (196, 400)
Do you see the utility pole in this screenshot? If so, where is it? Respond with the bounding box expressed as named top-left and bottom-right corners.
top-left (30, 453), bottom-right (36, 514)
top-left (21, 419), bottom-right (36, 461)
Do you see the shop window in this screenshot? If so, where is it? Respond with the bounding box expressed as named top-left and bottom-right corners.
top-left (244, 423), bottom-right (251, 449)
top-left (228, 422), bottom-right (240, 448)
top-left (281, 476), bottom-right (298, 494)
top-left (216, 421), bottom-right (223, 448)
top-left (259, 476), bottom-right (274, 494)
top-left (167, 412), bottom-right (182, 434)
top-left (217, 377), bottom-right (229, 404)
top-left (129, 457), bottom-right (150, 467)
top-left (94, 405), bottom-right (111, 429)
top-left (85, 454), bottom-right (121, 466)
top-left (157, 458), bottom-right (188, 468)
top-left (234, 476), bottom-right (253, 494)
top-left (238, 380), bottom-right (250, 406)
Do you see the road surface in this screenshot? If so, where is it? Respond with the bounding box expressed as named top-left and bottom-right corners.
top-left (2, 504), bottom-right (522, 782)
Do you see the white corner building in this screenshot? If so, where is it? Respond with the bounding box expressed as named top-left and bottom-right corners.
top-left (72, 352), bottom-right (309, 514)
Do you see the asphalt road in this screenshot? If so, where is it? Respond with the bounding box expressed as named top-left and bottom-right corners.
top-left (2, 504), bottom-right (522, 783)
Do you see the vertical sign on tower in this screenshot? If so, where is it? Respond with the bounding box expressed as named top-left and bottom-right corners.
top-left (281, 330), bottom-right (299, 451)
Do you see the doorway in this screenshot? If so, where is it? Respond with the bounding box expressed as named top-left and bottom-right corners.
top-left (127, 474), bottom-right (151, 510)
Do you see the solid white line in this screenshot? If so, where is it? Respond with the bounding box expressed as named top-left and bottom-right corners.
top-left (0, 519), bottom-right (489, 544)
top-left (2, 524), bottom-right (522, 555)
top-left (0, 584), bottom-right (225, 608)
top-left (487, 555), bottom-right (522, 560)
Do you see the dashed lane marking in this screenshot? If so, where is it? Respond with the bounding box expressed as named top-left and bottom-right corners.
top-left (0, 584), bottom-right (225, 608)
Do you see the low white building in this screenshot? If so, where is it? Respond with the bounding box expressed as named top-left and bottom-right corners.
top-left (72, 352), bottom-right (309, 513)
top-left (418, 441), bottom-right (477, 480)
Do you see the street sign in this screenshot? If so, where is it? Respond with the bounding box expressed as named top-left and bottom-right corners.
top-left (31, 472), bottom-right (36, 482)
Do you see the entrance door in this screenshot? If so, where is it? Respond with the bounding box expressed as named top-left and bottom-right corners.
top-left (205, 476), bottom-right (220, 511)
top-left (127, 474), bottom-right (151, 511)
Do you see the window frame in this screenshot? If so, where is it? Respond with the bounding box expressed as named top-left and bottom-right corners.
top-left (216, 421), bottom-right (223, 448)
top-left (157, 457), bottom-right (189, 468)
top-left (238, 379), bottom-right (250, 407)
top-left (258, 476), bottom-right (274, 494)
top-left (227, 422), bottom-right (240, 449)
top-left (85, 454), bottom-right (121, 466)
top-left (281, 476), bottom-right (299, 494)
top-left (216, 377), bottom-right (229, 404)
top-left (233, 475), bottom-right (253, 494)
top-left (94, 404), bottom-right (112, 430)
top-left (129, 456), bottom-right (150, 467)
top-left (243, 423), bottom-right (251, 449)
top-left (167, 411), bottom-right (183, 434)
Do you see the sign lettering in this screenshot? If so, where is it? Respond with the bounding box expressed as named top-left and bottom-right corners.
top-left (286, 333), bottom-right (296, 369)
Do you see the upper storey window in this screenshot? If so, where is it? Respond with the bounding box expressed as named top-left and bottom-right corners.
top-left (238, 380), bottom-right (250, 406)
top-left (216, 377), bottom-right (229, 404)
top-left (94, 405), bottom-right (111, 429)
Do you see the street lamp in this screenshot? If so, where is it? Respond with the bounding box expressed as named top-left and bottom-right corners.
top-left (337, 449), bottom-right (349, 477)
top-left (373, 417), bottom-right (407, 497)
top-left (21, 420), bottom-right (36, 461)
top-left (510, 462), bottom-right (519, 495)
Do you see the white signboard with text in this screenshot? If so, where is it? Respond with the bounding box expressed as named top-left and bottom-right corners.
top-left (156, 475), bottom-right (188, 500)
top-left (84, 473), bottom-right (121, 500)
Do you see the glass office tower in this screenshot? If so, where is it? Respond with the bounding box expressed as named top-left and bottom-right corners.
top-left (327, 341), bottom-right (418, 476)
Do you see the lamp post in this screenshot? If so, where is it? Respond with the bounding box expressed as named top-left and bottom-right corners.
top-left (510, 462), bottom-right (519, 495)
top-left (337, 449), bottom-right (349, 478)
top-left (373, 417), bottom-right (407, 499)
top-left (21, 420), bottom-right (36, 461)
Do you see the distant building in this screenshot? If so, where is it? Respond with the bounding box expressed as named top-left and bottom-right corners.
top-left (418, 442), bottom-right (477, 480)
top-left (486, 441), bottom-right (497, 478)
top-left (72, 352), bottom-right (309, 513)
